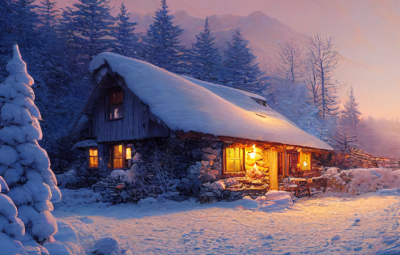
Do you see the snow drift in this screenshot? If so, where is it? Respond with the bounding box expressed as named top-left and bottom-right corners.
top-left (325, 168), bottom-right (400, 194)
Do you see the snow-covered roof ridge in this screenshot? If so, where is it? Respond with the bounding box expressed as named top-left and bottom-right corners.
top-left (182, 76), bottom-right (266, 102)
top-left (90, 52), bottom-right (333, 151)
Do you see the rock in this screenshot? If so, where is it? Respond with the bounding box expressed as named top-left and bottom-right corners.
top-left (211, 170), bottom-right (220, 176)
top-left (209, 160), bottom-right (214, 167)
top-left (201, 160), bottom-right (209, 167)
top-left (200, 192), bottom-right (215, 197)
top-left (215, 157), bottom-right (221, 162)
top-left (228, 191), bottom-right (243, 201)
top-left (89, 237), bottom-right (120, 255)
top-left (131, 152), bottom-right (141, 163)
top-left (191, 148), bottom-right (203, 159)
top-left (115, 183), bottom-right (125, 189)
top-left (187, 173), bottom-right (198, 180)
top-left (210, 142), bottom-right (218, 148)
top-left (181, 178), bottom-right (190, 184)
top-left (200, 172), bottom-right (216, 182)
top-left (201, 147), bottom-right (213, 154)
top-left (199, 166), bottom-right (207, 174)
top-left (212, 149), bottom-right (219, 156)
top-left (202, 153), bottom-right (216, 161)
top-left (213, 162), bottom-right (222, 170)
top-left (187, 162), bottom-right (201, 174)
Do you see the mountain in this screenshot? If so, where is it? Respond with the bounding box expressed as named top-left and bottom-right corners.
top-left (131, 10), bottom-right (307, 72)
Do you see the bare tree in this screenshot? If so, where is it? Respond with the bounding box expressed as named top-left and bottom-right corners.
top-left (276, 41), bottom-right (303, 84)
top-left (304, 57), bottom-right (319, 106)
top-left (307, 35), bottom-right (342, 119)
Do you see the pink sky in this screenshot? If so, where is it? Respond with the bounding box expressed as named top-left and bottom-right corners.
top-left (61, 0), bottom-right (400, 119)
top-left (160, 0), bottom-right (400, 120)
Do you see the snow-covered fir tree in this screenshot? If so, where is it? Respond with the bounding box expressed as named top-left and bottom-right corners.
top-left (58, 0), bottom-right (116, 62)
top-left (143, 0), bottom-right (186, 73)
top-left (37, 0), bottom-right (59, 28)
top-left (189, 17), bottom-right (222, 83)
top-left (0, 176), bottom-right (27, 255)
top-left (222, 29), bottom-right (266, 93)
top-left (0, 44), bottom-right (61, 243)
top-left (114, 2), bottom-right (138, 57)
top-left (338, 85), bottom-right (362, 137)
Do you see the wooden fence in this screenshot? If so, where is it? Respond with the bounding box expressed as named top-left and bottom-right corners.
top-left (350, 147), bottom-right (400, 169)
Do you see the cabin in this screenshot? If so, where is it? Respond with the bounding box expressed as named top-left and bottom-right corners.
top-left (76, 52), bottom-right (333, 196)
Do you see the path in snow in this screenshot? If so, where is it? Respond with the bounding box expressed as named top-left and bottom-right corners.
top-left (53, 192), bottom-right (400, 254)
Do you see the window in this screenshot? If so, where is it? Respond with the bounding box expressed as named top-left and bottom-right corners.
top-left (225, 147), bottom-right (244, 173)
top-left (301, 152), bottom-right (312, 171)
top-left (125, 146), bottom-right (132, 167)
top-left (108, 90), bottom-right (123, 120)
top-left (113, 144), bottom-right (124, 169)
top-left (89, 148), bottom-right (98, 168)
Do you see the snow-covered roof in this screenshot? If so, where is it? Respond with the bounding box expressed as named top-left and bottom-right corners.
top-left (90, 53), bottom-right (333, 151)
top-left (72, 140), bottom-right (98, 150)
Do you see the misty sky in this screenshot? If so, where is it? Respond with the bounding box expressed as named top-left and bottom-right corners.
top-left (61, 0), bottom-right (400, 120)
top-left (161, 0), bottom-right (400, 120)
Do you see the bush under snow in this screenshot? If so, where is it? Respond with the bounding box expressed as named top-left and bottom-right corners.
top-left (58, 189), bottom-right (102, 207)
top-left (325, 167), bottom-right (400, 194)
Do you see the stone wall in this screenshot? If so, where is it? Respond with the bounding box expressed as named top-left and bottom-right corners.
top-left (91, 134), bottom-right (225, 203)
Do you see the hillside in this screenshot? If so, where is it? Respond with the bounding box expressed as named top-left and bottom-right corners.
top-left (132, 10), bottom-right (307, 70)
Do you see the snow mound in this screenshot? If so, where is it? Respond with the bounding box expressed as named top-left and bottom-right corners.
top-left (232, 191), bottom-right (294, 212)
top-left (90, 52), bottom-right (332, 151)
top-left (325, 168), bottom-right (400, 194)
top-left (58, 189), bottom-right (102, 207)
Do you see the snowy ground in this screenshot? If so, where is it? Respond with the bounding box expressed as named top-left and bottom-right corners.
top-left (53, 190), bottom-right (400, 254)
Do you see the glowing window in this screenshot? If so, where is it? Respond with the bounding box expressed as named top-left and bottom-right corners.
top-left (88, 148), bottom-right (98, 168)
top-left (126, 147), bottom-right (132, 159)
top-left (301, 152), bottom-right (311, 171)
top-left (225, 147), bottom-right (244, 172)
top-left (113, 145), bottom-right (124, 169)
top-left (108, 90), bottom-right (123, 120)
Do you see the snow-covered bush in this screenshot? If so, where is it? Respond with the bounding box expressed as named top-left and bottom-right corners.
top-left (58, 188), bottom-right (102, 207)
top-left (0, 44), bottom-right (62, 242)
top-left (324, 167), bottom-right (400, 194)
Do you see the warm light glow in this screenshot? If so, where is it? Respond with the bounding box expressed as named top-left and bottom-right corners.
top-left (303, 161), bottom-right (307, 167)
top-left (254, 162), bottom-right (258, 170)
top-left (249, 144), bottom-right (256, 159)
top-left (89, 148), bottom-right (98, 168)
top-left (126, 147), bottom-right (132, 159)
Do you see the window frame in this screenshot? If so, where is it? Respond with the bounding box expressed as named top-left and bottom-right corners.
top-left (110, 144), bottom-right (125, 169)
top-left (107, 89), bottom-right (124, 121)
top-left (223, 144), bottom-right (245, 174)
top-left (88, 147), bottom-right (99, 169)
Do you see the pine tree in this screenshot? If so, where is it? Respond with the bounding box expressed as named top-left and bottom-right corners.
top-left (338, 85), bottom-right (362, 137)
top-left (0, 176), bottom-right (27, 254)
top-left (37, 0), bottom-right (59, 28)
top-left (114, 2), bottom-right (138, 57)
top-left (189, 17), bottom-right (222, 83)
top-left (143, 0), bottom-right (186, 73)
top-left (0, 44), bottom-right (61, 242)
top-left (58, 0), bottom-right (116, 62)
top-left (222, 29), bottom-right (266, 93)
